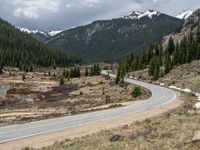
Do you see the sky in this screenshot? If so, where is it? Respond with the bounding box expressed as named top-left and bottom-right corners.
top-left (0, 0), bottom-right (200, 31)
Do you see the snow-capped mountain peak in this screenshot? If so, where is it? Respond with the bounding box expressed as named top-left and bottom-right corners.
top-left (17, 27), bottom-right (62, 37)
top-left (123, 10), bottom-right (160, 20)
top-left (176, 10), bottom-right (194, 19)
top-left (18, 27), bottom-right (32, 34)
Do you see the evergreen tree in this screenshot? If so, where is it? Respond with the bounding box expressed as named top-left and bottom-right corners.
top-left (164, 53), bottom-right (171, 74)
top-left (59, 77), bottom-right (64, 85)
top-left (168, 36), bottom-right (175, 54)
top-left (148, 58), bottom-right (155, 76)
top-left (85, 67), bottom-right (89, 77)
top-left (153, 57), bottom-right (160, 80)
top-left (116, 65), bottom-right (121, 84)
top-left (172, 42), bottom-right (180, 65)
top-left (197, 44), bottom-right (200, 59)
top-left (197, 25), bottom-right (200, 43)
top-left (22, 74), bottom-right (26, 80)
top-left (159, 68), bottom-right (165, 78)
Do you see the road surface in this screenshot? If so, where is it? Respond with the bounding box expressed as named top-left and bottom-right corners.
top-left (0, 71), bottom-right (176, 144)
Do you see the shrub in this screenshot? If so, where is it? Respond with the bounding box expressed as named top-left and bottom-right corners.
top-left (59, 77), bottom-right (64, 85)
top-left (131, 86), bottom-right (142, 97)
top-left (105, 95), bottom-right (111, 104)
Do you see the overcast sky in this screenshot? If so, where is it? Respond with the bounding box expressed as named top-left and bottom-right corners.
top-left (0, 0), bottom-right (200, 31)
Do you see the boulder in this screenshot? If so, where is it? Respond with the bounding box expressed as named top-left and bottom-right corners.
top-left (192, 131), bottom-right (200, 142)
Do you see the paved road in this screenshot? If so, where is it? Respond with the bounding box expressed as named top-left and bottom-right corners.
top-left (0, 71), bottom-right (176, 144)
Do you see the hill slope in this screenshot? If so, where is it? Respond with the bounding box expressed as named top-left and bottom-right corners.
top-left (0, 18), bottom-right (80, 69)
top-left (46, 10), bottom-right (184, 62)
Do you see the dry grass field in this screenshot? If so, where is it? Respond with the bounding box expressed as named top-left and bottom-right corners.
top-left (25, 93), bottom-right (200, 150)
top-left (0, 70), bottom-right (150, 126)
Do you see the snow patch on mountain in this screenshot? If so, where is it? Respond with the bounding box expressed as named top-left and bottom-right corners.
top-left (176, 10), bottom-right (194, 19)
top-left (123, 10), bottom-right (160, 20)
top-left (48, 30), bottom-right (62, 36)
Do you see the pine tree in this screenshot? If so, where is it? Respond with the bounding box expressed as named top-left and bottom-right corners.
top-left (197, 25), bottom-right (200, 43)
top-left (0, 67), bottom-right (3, 74)
top-left (197, 44), bottom-right (200, 59)
top-left (22, 74), bottom-right (26, 80)
top-left (172, 42), bottom-right (180, 65)
top-left (65, 69), bottom-right (69, 78)
top-left (155, 44), bottom-right (159, 56)
top-left (164, 53), bottom-right (171, 74)
top-left (96, 64), bottom-right (101, 75)
top-left (59, 77), bottom-right (64, 85)
top-left (153, 57), bottom-right (160, 80)
top-left (168, 36), bottom-right (175, 54)
top-left (85, 67), bottom-right (89, 77)
top-left (148, 58), bottom-right (155, 76)
top-left (159, 45), bottom-right (163, 66)
top-left (116, 64), bottom-right (122, 84)
top-left (62, 69), bottom-right (66, 77)
top-left (29, 65), bottom-right (33, 72)
top-left (159, 68), bottom-right (165, 78)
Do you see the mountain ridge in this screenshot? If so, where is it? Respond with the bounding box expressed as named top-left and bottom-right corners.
top-left (17, 27), bottom-right (63, 42)
top-left (46, 10), bottom-right (184, 62)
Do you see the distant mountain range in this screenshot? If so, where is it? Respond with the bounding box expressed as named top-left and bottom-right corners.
top-left (17, 27), bottom-right (62, 42)
top-left (18, 10), bottom-right (194, 62)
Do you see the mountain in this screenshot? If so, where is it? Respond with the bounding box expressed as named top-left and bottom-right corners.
top-left (176, 10), bottom-right (194, 19)
top-left (18, 27), bottom-right (62, 42)
top-left (46, 10), bottom-right (184, 62)
top-left (0, 18), bottom-right (80, 69)
top-left (163, 9), bottom-right (200, 47)
top-left (117, 9), bottom-right (200, 84)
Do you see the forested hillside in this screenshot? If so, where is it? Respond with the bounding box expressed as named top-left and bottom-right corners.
top-left (47, 11), bottom-right (184, 62)
top-left (116, 32), bottom-right (200, 83)
top-left (0, 18), bottom-right (80, 70)
top-left (116, 9), bottom-right (200, 83)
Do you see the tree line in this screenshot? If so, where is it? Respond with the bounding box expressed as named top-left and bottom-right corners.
top-left (116, 31), bottom-right (200, 83)
top-left (62, 64), bottom-right (101, 80)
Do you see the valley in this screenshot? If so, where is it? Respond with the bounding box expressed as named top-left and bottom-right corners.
top-left (0, 3), bottom-right (199, 150)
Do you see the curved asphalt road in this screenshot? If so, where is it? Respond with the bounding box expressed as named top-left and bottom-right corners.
top-left (0, 70), bottom-right (176, 144)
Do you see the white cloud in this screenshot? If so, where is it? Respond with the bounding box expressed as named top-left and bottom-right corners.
top-left (13, 0), bottom-right (60, 19)
top-left (65, 0), bottom-right (100, 9)
top-left (0, 0), bottom-right (200, 30)
top-left (14, 7), bottom-right (38, 19)
top-left (66, 4), bottom-right (72, 8)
